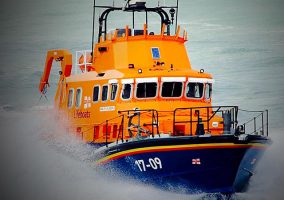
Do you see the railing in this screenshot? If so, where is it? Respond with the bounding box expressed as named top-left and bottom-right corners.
top-left (99, 24), bottom-right (188, 43)
top-left (97, 114), bottom-right (125, 147)
top-left (173, 106), bottom-right (238, 135)
top-left (92, 109), bottom-right (159, 147)
top-left (96, 106), bottom-right (268, 147)
top-left (238, 109), bottom-right (269, 136)
top-left (75, 50), bottom-right (92, 74)
top-left (118, 109), bottom-right (160, 139)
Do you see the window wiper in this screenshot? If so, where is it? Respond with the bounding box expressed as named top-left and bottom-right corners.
top-left (171, 82), bottom-right (175, 97)
top-left (144, 83), bottom-right (147, 98)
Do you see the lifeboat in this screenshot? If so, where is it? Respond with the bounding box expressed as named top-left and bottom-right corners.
top-left (39, 0), bottom-right (271, 195)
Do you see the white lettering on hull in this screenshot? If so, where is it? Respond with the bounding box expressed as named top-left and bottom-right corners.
top-left (100, 106), bottom-right (115, 112)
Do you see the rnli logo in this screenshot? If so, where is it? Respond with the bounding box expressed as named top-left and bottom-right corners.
top-left (192, 158), bottom-right (201, 165)
top-left (84, 96), bottom-right (91, 109)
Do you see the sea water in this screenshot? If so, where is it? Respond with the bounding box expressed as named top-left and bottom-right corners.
top-left (0, 0), bottom-right (284, 199)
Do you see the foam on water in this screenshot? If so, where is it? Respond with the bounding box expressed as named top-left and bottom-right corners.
top-left (0, 109), bottom-right (203, 200)
top-left (0, 108), bottom-right (283, 200)
top-left (240, 130), bottom-right (284, 200)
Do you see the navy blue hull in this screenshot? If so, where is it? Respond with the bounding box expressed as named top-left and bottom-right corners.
top-left (95, 135), bottom-right (269, 194)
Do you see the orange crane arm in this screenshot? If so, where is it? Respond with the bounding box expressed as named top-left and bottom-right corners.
top-left (39, 50), bottom-right (72, 93)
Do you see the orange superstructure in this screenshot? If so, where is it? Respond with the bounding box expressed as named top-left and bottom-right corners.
top-left (39, 2), bottom-right (229, 145)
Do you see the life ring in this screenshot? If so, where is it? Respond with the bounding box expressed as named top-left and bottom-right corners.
top-left (78, 52), bottom-right (95, 72)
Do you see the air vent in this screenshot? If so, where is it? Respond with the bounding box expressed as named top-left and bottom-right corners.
top-left (98, 47), bottom-right (107, 52)
top-left (97, 73), bottom-right (105, 77)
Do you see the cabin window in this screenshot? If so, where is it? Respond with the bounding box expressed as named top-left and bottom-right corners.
top-left (121, 83), bottom-right (132, 100)
top-left (93, 85), bottom-right (100, 102)
top-left (185, 83), bottom-right (204, 98)
top-left (205, 83), bottom-right (212, 100)
top-left (102, 85), bottom-right (108, 102)
top-left (136, 82), bottom-right (157, 98)
top-left (67, 89), bottom-right (74, 108)
top-left (110, 84), bottom-right (118, 101)
top-left (161, 82), bottom-right (183, 98)
top-left (75, 88), bottom-right (82, 108)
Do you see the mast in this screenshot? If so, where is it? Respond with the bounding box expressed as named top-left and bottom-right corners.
top-left (94, 1), bottom-right (178, 41)
top-left (91, 0), bottom-right (96, 59)
top-left (175, 0), bottom-right (179, 32)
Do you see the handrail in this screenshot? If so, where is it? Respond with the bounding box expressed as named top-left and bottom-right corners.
top-left (96, 106), bottom-right (268, 148)
top-left (96, 6), bottom-right (173, 41)
top-left (239, 109), bottom-right (269, 136)
top-left (98, 114), bottom-right (125, 147)
top-left (118, 109), bottom-right (160, 139)
top-left (173, 106), bottom-right (238, 135)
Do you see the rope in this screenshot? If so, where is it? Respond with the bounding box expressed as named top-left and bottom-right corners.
top-left (38, 83), bottom-right (49, 103)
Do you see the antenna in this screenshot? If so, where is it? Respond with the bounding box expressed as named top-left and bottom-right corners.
top-left (91, 0), bottom-right (96, 59)
top-left (125, 0), bottom-right (131, 8)
top-left (175, 0), bottom-right (179, 32)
